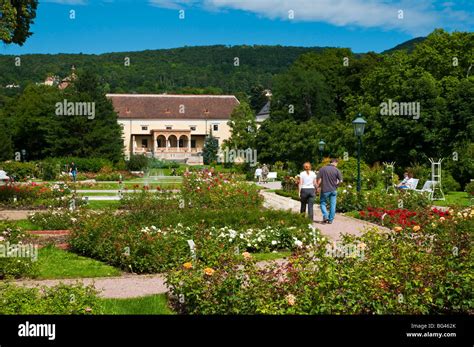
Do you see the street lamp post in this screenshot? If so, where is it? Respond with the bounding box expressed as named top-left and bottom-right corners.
top-left (318, 140), bottom-right (326, 163)
top-left (352, 115), bottom-right (367, 192)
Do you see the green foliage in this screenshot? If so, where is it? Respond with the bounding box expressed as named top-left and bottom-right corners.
top-left (0, 45), bottom-right (322, 95)
top-left (126, 154), bottom-right (149, 171)
top-left (167, 207), bottom-right (473, 314)
top-left (148, 158), bottom-right (180, 169)
top-left (0, 223), bottom-right (38, 279)
top-left (40, 159), bottom-right (59, 181)
top-left (0, 182), bottom-right (74, 208)
top-left (0, 161), bottom-right (38, 180)
top-left (0, 282), bottom-right (102, 314)
top-left (224, 101), bottom-right (257, 150)
top-left (181, 170), bottom-right (263, 210)
top-left (0, 122), bottom-right (13, 161)
top-left (249, 84), bottom-right (268, 113)
top-left (3, 71), bottom-right (124, 162)
top-left (465, 181), bottom-right (474, 196)
top-left (203, 131), bottom-right (219, 165)
top-left (0, 0), bottom-right (38, 45)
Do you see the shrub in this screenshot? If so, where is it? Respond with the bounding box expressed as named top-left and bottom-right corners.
top-left (69, 208), bottom-right (317, 273)
top-left (28, 208), bottom-right (86, 230)
top-left (127, 155), bottom-right (149, 171)
top-left (0, 282), bottom-right (102, 314)
top-left (148, 158), bottom-right (180, 169)
top-left (181, 170), bottom-right (263, 210)
top-left (167, 208), bottom-right (473, 314)
top-left (40, 160), bottom-right (59, 181)
top-left (0, 161), bottom-right (38, 180)
top-left (441, 171), bottom-right (461, 193)
top-left (336, 157), bottom-right (369, 185)
top-left (465, 181), bottom-right (474, 196)
top-left (0, 182), bottom-right (74, 208)
top-left (0, 223), bottom-right (39, 279)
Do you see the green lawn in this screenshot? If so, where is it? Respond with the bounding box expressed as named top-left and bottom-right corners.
top-left (84, 200), bottom-right (121, 209)
top-left (11, 219), bottom-right (41, 230)
top-left (431, 191), bottom-right (472, 207)
top-left (100, 294), bottom-right (174, 315)
top-left (37, 245), bottom-right (121, 279)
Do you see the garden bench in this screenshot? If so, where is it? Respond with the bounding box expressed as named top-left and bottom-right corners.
top-left (267, 172), bottom-right (277, 181)
top-left (414, 180), bottom-right (436, 199)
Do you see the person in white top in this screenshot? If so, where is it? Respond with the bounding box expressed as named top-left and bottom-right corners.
top-left (299, 162), bottom-right (317, 221)
top-left (255, 166), bottom-right (263, 183)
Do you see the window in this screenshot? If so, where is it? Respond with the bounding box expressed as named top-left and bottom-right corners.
top-left (141, 139), bottom-right (148, 148)
top-left (166, 125), bottom-right (172, 130)
top-left (190, 126), bottom-right (196, 131)
top-left (141, 126), bottom-right (148, 131)
top-left (213, 124), bottom-right (219, 131)
top-left (191, 140), bottom-right (196, 148)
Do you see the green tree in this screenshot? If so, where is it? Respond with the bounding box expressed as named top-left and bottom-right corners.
top-left (224, 101), bottom-right (257, 150)
top-left (0, 122), bottom-right (13, 161)
top-left (45, 70), bottom-right (124, 162)
top-left (0, 0), bottom-right (38, 45)
top-left (203, 129), bottom-right (219, 165)
top-left (249, 84), bottom-right (268, 113)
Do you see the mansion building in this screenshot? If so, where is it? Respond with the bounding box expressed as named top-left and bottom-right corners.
top-left (106, 94), bottom-right (241, 164)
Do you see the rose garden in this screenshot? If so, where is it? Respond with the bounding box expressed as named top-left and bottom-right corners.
top-left (0, 154), bottom-right (472, 315)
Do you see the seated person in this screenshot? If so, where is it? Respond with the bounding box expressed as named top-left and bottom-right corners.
top-left (397, 172), bottom-right (415, 189)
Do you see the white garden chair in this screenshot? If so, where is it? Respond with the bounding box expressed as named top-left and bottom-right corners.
top-left (414, 180), bottom-right (436, 199)
top-left (267, 172), bottom-right (277, 182)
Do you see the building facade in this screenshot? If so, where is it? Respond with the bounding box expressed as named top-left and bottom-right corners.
top-left (107, 94), bottom-right (240, 164)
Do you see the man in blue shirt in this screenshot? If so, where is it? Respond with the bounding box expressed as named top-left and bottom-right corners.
top-left (316, 159), bottom-right (343, 224)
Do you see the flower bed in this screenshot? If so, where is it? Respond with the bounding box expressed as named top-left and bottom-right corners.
top-left (0, 182), bottom-right (74, 208)
top-left (166, 209), bottom-right (473, 314)
top-left (357, 206), bottom-right (454, 231)
top-left (0, 223), bottom-right (39, 279)
top-left (181, 170), bottom-right (263, 209)
top-left (69, 209), bottom-right (319, 273)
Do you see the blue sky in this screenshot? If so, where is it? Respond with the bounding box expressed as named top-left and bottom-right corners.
top-left (2, 0), bottom-right (473, 55)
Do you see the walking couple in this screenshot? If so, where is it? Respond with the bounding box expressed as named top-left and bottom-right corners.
top-left (299, 159), bottom-right (343, 224)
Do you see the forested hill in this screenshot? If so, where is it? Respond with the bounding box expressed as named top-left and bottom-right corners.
top-left (0, 45), bottom-right (329, 94)
top-left (382, 37), bottom-right (426, 54)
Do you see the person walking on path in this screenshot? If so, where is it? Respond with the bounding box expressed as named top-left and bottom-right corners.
top-left (261, 164), bottom-right (269, 183)
top-left (316, 158), bottom-right (343, 224)
top-left (299, 162), bottom-right (317, 221)
top-left (70, 162), bottom-right (78, 182)
top-left (255, 166), bottom-right (262, 183)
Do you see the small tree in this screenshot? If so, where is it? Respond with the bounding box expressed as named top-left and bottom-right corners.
top-left (224, 101), bottom-right (257, 150)
top-left (203, 128), bottom-right (219, 165)
top-left (0, 122), bottom-right (13, 161)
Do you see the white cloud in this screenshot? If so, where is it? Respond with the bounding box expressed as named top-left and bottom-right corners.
top-left (148, 0), bottom-right (473, 35)
top-left (149, 0), bottom-right (199, 10)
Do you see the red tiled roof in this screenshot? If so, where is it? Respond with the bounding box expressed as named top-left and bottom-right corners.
top-left (107, 94), bottom-right (240, 120)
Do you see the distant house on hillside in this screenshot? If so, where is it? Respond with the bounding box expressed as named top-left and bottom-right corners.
top-left (107, 94), bottom-right (241, 164)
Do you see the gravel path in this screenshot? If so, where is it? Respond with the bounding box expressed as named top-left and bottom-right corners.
top-left (15, 273), bottom-right (168, 299)
top-left (261, 191), bottom-right (388, 240)
top-left (0, 210), bottom-right (36, 220)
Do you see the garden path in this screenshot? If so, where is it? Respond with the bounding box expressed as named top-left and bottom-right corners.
top-left (260, 191), bottom-right (388, 241)
top-left (15, 273), bottom-right (168, 299)
top-left (0, 210), bottom-right (35, 220)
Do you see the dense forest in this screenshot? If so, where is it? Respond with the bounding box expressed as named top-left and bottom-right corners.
top-left (0, 45), bottom-right (331, 96)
